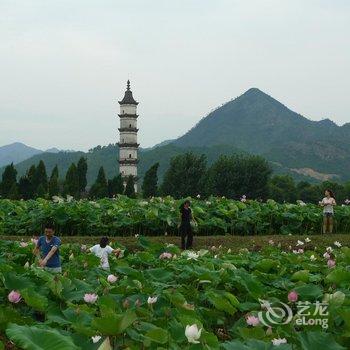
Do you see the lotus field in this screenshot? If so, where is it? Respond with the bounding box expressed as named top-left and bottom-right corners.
top-left (1, 196), bottom-right (350, 236)
top-left (0, 236), bottom-right (350, 349)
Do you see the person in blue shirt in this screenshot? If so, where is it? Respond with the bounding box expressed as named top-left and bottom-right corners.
top-left (34, 222), bottom-right (62, 273)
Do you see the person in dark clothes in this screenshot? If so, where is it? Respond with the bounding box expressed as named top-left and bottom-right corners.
top-left (179, 200), bottom-right (195, 250)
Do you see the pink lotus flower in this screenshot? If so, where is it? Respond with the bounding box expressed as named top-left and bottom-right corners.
top-left (288, 290), bottom-right (298, 302)
top-left (323, 252), bottom-right (331, 259)
top-left (298, 248), bottom-right (304, 254)
top-left (84, 293), bottom-right (98, 304)
top-left (107, 274), bottom-right (118, 283)
top-left (159, 252), bottom-right (172, 259)
top-left (327, 259), bottom-right (336, 268)
top-left (246, 315), bottom-right (260, 326)
top-left (8, 290), bottom-right (21, 303)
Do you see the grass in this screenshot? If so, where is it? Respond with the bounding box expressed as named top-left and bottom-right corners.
top-left (1, 234), bottom-right (349, 251)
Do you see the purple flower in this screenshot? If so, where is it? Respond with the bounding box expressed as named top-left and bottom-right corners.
top-left (246, 315), bottom-right (260, 326)
top-left (288, 291), bottom-right (298, 302)
top-left (84, 293), bottom-right (98, 304)
top-left (8, 290), bottom-right (21, 303)
top-left (327, 259), bottom-right (336, 268)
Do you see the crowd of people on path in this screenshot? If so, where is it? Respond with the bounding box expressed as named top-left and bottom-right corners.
top-left (33, 189), bottom-right (336, 274)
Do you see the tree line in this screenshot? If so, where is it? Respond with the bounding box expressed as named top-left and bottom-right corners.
top-left (1, 152), bottom-right (350, 203)
top-left (144, 153), bottom-right (350, 203)
top-left (0, 157), bottom-right (137, 200)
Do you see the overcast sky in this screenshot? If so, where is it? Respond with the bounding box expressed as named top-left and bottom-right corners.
top-left (0, 0), bottom-right (349, 151)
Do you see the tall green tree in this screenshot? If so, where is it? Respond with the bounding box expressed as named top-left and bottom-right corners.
top-left (343, 181), bottom-right (350, 201)
top-left (1, 163), bottom-right (17, 198)
top-left (161, 153), bottom-right (207, 198)
top-left (34, 160), bottom-right (48, 196)
top-left (36, 184), bottom-right (47, 198)
top-left (18, 176), bottom-right (31, 200)
top-left (77, 157), bottom-right (88, 194)
top-left (27, 165), bottom-right (37, 198)
top-left (48, 165), bottom-right (60, 197)
top-left (142, 163), bottom-right (159, 198)
top-left (89, 167), bottom-right (108, 199)
top-left (206, 154), bottom-right (271, 199)
top-left (296, 181), bottom-right (320, 204)
top-left (205, 156), bottom-right (236, 198)
top-left (8, 182), bottom-right (19, 200)
top-left (108, 174), bottom-right (124, 197)
top-left (64, 163), bottom-right (80, 197)
top-left (269, 175), bottom-right (297, 203)
top-left (124, 175), bottom-right (136, 198)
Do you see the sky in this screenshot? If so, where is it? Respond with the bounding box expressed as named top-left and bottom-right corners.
top-left (0, 0), bottom-right (349, 151)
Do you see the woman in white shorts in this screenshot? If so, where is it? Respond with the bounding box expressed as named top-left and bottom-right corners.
top-left (320, 189), bottom-right (336, 234)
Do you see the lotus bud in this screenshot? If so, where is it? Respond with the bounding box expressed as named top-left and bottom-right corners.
top-left (288, 290), bottom-right (298, 302)
top-left (8, 290), bottom-right (21, 303)
top-left (185, 324), bottom-right (202, 344)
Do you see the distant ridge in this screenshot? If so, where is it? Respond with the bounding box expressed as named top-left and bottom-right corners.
top-left (0, 143), bottom-right (75, 168)
top-left (0, 142), bottom-right (42, 167)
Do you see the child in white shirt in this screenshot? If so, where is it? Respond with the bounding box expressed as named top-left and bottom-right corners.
top-left (89, 237), bottom-right (121, 270)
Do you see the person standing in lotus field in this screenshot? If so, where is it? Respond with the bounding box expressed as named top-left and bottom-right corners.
top-left (320, 189), bottom-right (336, 234)
top-left (89, 237), bottom-right (121, 270)
top-left (179, 200), bottom-right (195, 250)
top-left (33, 222), bottom-right (62, 273)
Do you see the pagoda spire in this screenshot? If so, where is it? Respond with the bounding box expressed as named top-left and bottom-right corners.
top-left (118, 80), bottom-right (138, 105)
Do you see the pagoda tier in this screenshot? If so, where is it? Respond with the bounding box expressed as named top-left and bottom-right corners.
top-left (119, 159), bottom-right (139, 165)
top-left (117, 142), bottom-right (139, 148)
top-left (118, 127), bottom-right (139, 132)
top-left (118, 114), bottom-right (139, 119)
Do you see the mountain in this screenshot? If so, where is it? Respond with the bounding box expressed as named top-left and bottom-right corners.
top-left (45, 147), bottom-right (60, 153)
top-left (2, 88), bottom-right (348, 184)
top-left (0, 142), bottom-right (43, 167)
top-left (145, 139), bottom-right (175, 150)
top-left (174, 88), bottom-right (350, 180)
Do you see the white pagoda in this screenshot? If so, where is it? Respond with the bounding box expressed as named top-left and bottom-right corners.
top-left (118, 80), bottom-right (139, 192)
